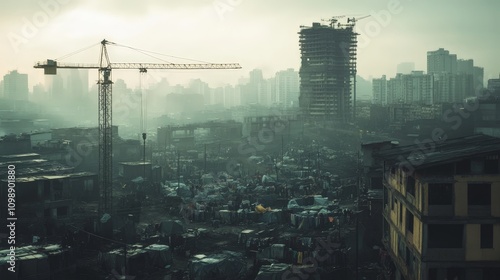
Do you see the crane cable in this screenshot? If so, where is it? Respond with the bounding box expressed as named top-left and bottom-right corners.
top-left (55, 42), bottom-right (101, 61)
top-left (113, 42), bottom-right (213, 64)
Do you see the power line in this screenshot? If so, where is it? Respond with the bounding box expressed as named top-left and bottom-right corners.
top-left (68, 224), bottom-right (127, 246)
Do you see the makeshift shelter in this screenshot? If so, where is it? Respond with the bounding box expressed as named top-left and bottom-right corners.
top-left (99, 245), bottom-right (148, 276)
top-left (255, 263), bottom-right (292, 280)
top-left (188, 251), bottom-right (247, 280)
top-left (159, 220), bottom-right (185, 237)
top-left (257, 244), bottom-right (287, 261)
top-left (144, 244), bottom-right (172, 268)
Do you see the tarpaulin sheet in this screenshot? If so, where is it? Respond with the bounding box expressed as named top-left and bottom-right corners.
top-left (145, 244), bottom-right (172, 267)
top-left (188, 251), bottom-right (247, 280)
top-left (255, 263), bottom-right (292, 280)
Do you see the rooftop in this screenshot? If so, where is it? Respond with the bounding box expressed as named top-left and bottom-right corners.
top-left (1, 172), bottom-right (96, 183)
top-left (376, 134), bottom-right (500, 169)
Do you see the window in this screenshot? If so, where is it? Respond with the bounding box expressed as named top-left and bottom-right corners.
top-left (398, 235), bottom-right (406, 260)
top-left (428, 183), bottom-right (453, 205)
top-left (484, 159), bottom-right (499, 174)
top-left (53, 180), bottom-right (63, 200)
top-left (392, 196), bottom-right (396, 211)
top-left (471, 160), bottom-right (485, 174)
top-left (428, 224), bottom-right (463, 248)
top-left (406, 176), bottom-right (415, 197)
top-left (428, 268), bottom-right (437, 280)
top-left (481, 224), bottom-right (493, 249)
top-left (456, 159), bottom-right (471, 174)
top-left (44, 181), bottom-right (50, 196)
top-left (57, 206), bottom-right (68, 217)
top-left (84, 179), bottom-right (93, 191)
top-left (484, 268), bottom-right (500, 280)
top-left (468, 183), bottom-right (491, 206)
top-left (446, 268), bottom-right (465, 280)
top-left (405, 249), bottom-right (411, 273)
top-left (406, 210), bottom-right (414, 233)
top-left (399, 204), bottom-right (403, 225)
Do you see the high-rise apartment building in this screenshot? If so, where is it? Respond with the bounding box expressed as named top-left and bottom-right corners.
top-left (299, 21), bottom-right (357, 122)
top-left (380, 134), bottom-right (500, 280)
top-left (385, 72), bottom-right (434, 105)
top-left (275, 68), bottom-right (300, 108)
top-left (427, 48), bottom-right (457, 74)
top-left (433, 72), bottom-right (474, 103)
top-left (487, 75), bottom-right (500, 92)
top-left (3, 70), bottom-right (29, 101)
top-left (473, 67), bottom-right (484, 92)
top-left (373, 75), bottom-right (388, 105)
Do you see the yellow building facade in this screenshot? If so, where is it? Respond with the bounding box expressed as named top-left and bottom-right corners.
top-left (380, 135), bottom-right (500, 280)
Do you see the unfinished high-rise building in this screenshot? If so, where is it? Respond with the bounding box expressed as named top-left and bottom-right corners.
top-left (298, 21), bottom-right (357, 122)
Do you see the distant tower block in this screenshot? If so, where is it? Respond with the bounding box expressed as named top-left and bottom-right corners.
top-left (298, 21), bottom-right (358, 123)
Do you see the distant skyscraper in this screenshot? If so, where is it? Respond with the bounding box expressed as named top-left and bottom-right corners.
top-left (267, 77), bottom-right (277, 105)
top-left (223, 84), bottom-right (235, 108)
top-left (434, 72), bottom-right (473, 103)
top-left (32, 83), bottom-right (46, 103)
top-left (408, 71), bottom-right (434, 104)
top-left (45, 75), bottom-right (64, 100)
top-left (240, 69), bottom-right (264, 105)
top-left (59, 69), bottom-right (89, 98)
top-left (487, 75), bottom-right (500, 92)
top-left (275, 68), bottom-right (300, 107)
top-left (387, 74), bottom-right (404, 104)
top-left (386, 72), bottom-right (434, 105)
top-left (427, 48), bottom-right (457, 74)
top-left (457, 59), bottom-right (474, 75)
top-left (189, 79), bottom-right (210, 105)
top-left (372, 75), bottom-right (387, 105)
top-left (396, 62), bottom-right (415, 74)
top-left (211, 87), bottom-right (224, 106)
top-left (3, 70), bottom-right (29, 101)
top-left (473, 66), bottom-right (484, 92)
top-left (299, 21), bottom-right (357, 122)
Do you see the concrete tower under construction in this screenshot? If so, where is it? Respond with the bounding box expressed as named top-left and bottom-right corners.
top-left (298, 21), bottom-right (358, 122)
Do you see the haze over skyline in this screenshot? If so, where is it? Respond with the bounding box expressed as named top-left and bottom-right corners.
top-left (1, 0), bottom-right (499, 90)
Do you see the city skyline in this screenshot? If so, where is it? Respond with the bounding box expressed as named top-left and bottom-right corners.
top-left (1, 0), bottom-right (499, 90)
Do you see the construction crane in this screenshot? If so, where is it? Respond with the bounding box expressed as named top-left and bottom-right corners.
top-left (34, 39), bottom-right (241, 217)
top-left (345, 15), bottom-right (370, 121)
top-left (347, 15), bottom-right (371, 26)
top-left (321, 15), bottom-right (346, 28)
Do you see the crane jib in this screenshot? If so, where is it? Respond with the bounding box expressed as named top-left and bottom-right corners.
top-left (34, 60), bottom-right (241, 75)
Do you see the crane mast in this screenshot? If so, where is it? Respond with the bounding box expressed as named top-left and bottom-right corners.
top-left (98, 40), bottom-right (113, 215)
top-left (35, 39), bottom-right (241, 219)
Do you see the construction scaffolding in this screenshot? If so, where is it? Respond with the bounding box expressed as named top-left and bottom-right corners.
top-left (298, 21), bottom-right (358, 123)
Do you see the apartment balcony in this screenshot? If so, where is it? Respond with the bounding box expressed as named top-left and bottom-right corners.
top-left (424, 248), bottom-right (465, 262)
top-left (427, 205), bottom-right (454, 217)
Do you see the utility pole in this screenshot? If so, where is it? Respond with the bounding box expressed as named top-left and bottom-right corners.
top-left (204, 144), bottom-right (207, 174)
top-left (281, 135), bottom-right (284, 163)
top-left (317, 148), bottom-right (320, 175)
top-left (142, 133), bottom-right (147, 180)
top-left (177, 150), bottom-right (180, 188)
top-left (355, 212), bottom-right (359, 280)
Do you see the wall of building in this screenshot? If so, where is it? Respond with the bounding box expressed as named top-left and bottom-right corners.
top-left (465, 224), bottom-right (500, 261)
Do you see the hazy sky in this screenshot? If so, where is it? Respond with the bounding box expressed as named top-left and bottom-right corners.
top-left (1, 0), bottom-right (499, 90)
